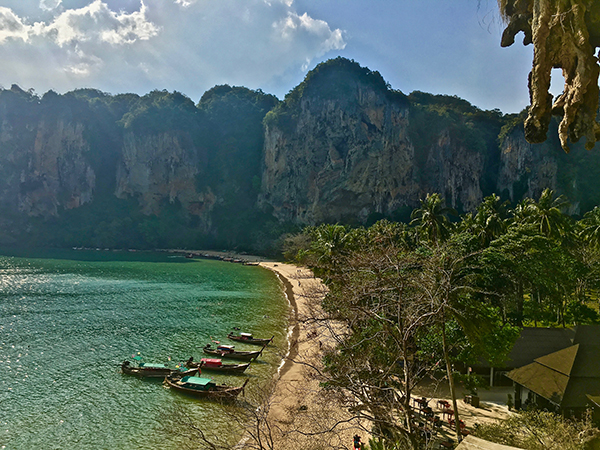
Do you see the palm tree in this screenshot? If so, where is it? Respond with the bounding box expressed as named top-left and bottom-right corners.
top-left (410, 193), bottom-right (457, 245)
top-left (579, 207), bottom-right (600, 250)
top-left (308, 223), bottom-right (355, 273)
top-left (474, 194), bottom-right (510, 246)
top-left (521, 189), bottom-right (570, 240)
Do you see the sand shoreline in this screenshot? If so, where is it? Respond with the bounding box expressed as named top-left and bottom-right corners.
top-left (254, 260), bottom-right (370, 449)
top-left (185, 250), bottom-right (367, 448)
top-left (182, 250), bottom-right (510, 448)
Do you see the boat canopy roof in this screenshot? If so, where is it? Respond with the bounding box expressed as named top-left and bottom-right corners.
top-left (201, 358), bottom-right (222, 366)
top-left (218, 345), bottom-right (235, 350)
top-left (139, 363), bottom-right (168, 369)
top-left (240, 332), bottom-right (253, 338)
top-left (182, 376), bottom-right (215, 386)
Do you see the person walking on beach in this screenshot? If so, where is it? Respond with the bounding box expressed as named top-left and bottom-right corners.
top-left (353, 434), bottom-right (361, 450)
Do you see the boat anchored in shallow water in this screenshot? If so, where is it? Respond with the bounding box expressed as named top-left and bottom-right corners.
top-left (121, 361), bottom-right (173, 377)
top-left (227, 332), bottom-right (274, 346)
top-left (185, 356), bottom-right (250, 374)
top-left (163, 373), bottom-right (249, 400)
top-left (202, 343), bottom-right (265, 361)
top-left (121, 357), bottom-right (197, 378)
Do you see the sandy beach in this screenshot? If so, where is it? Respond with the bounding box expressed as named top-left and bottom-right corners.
top-left (257, 261), bottom-right (511, 450)
top-left (257, 261), bottom-right (369, 450)
top-left (192, 251), bottom-right (511, 449)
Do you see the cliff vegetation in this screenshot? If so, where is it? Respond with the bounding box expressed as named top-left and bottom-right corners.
top-left (0, 58), bottom-right (599, 253)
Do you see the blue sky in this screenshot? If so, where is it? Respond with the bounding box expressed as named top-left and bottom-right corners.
top-left (0, 0), bottom-right (554, 113)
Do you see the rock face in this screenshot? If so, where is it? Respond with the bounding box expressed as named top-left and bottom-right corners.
top-left (0, 60), bottom-right (599, 249)
top-left (20, 119), bottom-right (95, 217)
top-left (419, 129), bottom-right (485, 214)
top-left (115, 131), bottom-right (206, 216)
top-left (0, 96), bottom-right (96, 219)
top-left (496, 129), bottom-right (559, 204)
top-left (259, 60), bottom-right (493, 224)
top-left (261, 85), bottom-right (418, 224)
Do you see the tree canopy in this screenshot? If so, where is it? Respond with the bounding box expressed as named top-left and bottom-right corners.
top-left (286, 189), bottom-right (600, 447)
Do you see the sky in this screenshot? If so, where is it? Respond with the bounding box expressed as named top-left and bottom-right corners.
top-left (0, 0), bottom-right (560, 113)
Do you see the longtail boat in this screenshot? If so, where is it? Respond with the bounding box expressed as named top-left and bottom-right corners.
top-left (121, 360), bottom-right (172, 377)
top-left (202, 343), bottom-right (265, 361)
top-left (185, 356), bottom-right (250, 374)
top-left (227, 332), bottom-right (274, 346)
top-left (121, 360), bottom-right (197, 378)
top-left (163, 373), bottom-right (248, 400)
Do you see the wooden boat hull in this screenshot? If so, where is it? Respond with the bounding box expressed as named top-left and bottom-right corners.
top-left (164, 376), bottom-right (248, 400)
top-left (185, 358), bottom-right (250, 374)
top-left (121, 361), bottom-right (197, 378)
top-left (227, 333), bottom-right (274, 346)
top-left (121, 361), bottom-right (171, 378)
top-left (202, 346), bottom-right (261, 361)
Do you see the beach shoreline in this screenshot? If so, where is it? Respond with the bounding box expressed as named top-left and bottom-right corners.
top-left (182, 250), bottom-right (511, 449)
top-left (185, 250), bottom-right (368, 448)
top-left (257, 260), bottom-right (369, 449)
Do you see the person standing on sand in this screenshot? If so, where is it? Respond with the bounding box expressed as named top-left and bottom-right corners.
top-left (353, 434), bottom-right (361, 450)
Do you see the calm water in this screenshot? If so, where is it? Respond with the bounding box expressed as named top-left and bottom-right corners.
top-left (0, 249), bottom-right (289, 449)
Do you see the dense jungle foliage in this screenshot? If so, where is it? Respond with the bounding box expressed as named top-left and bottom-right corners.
top-left (283, 190), bottom-right (600, 449)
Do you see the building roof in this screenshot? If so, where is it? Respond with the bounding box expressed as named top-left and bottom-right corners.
top-left (455, 435), bottom-right (523, 450)
top-left (506, 345), bottom-right (577, 406)
top-left (503, 327), bottom-right (575, 368)
top-left (506, 326), bottom-right (600, 409)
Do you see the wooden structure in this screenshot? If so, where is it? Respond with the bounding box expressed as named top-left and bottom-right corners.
top-left (454, 435), bottom-right (523, 450)
top-left (506, 325), bottom-right (600, 416)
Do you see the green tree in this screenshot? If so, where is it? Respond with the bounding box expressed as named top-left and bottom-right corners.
top-left (473, 194), bottom-right (510, 246)
top-left (474, 409), bottom-right (600, 450)
top-left (520, 188), bottom-right (571, 241)
top-left (409, 193), bottom-right (456, 245)
top-left (579, 207), bottom-right (600, 250)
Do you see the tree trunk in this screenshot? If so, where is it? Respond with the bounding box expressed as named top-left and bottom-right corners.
top-left (516, 282), bottom-right (524, 326)
top-left (441, 320), bottom-right (462, 442)
top-left (402, 341), bottom-right (414, 436)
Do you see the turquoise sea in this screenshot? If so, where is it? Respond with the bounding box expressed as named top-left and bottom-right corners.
top-left (0, 249), bottom-right (289, 449)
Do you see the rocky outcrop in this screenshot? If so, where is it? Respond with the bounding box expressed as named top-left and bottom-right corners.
top-left (422, 129), bottom-right (485, 213)
top-left (0, 59), bottom-right (598, 250)
top-left (496, 128), bottom-right (559, 204)
top-left (115, 131), bottom-right (210, 216)
top-left (260, 86), bottom-right (418, 224)
top-left (5, 117), bottom-right (95, 218)
top-left (259, 60), bottom-right (495, 225)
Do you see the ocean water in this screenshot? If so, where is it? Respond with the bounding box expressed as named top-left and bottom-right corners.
top-left (0, 249), bottom-right (289, 449)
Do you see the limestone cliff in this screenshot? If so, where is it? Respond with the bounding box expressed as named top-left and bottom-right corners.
top-left (1, 59), bottom-right (599, 251)
top-left (496, 119), bottom-right (600, 215)
top-left (261, 81), bottom-right (417, 224)
top-left (0, 89), bottom-right (96, 219)
top-left (259, 59), bottom-right (500, 225)
top-left (115, 131), bottom-right (209, 217)
top-left (20, 119), bottom-right (95, 217)
top-left (421, 128), bottom-right (485, 213)
top-left (496, 127), bottom-right (559, 205)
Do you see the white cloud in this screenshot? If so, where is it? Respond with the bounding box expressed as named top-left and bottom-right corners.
top-left (64, 47), bottom-right (104, 76)
top-left (272, 11), bottom-right (345, 75)
top-left (0, 7), bottom-right (31, 43)
top-left (174, 0), bottom-right (195, 7)
top-left (0, 0), bottom-right (346, 100)
top-left (0, 1), bottom-right (159, 47)
top-left (39, 0), bottom-right (62, 12)
top-left (42, 0), bottom-right (160, 46)
top-left (275, 11), bottom-right (345, 55)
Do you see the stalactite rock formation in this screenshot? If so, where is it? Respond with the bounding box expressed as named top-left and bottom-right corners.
top-left (499, 0), bottom-right (600, 152)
